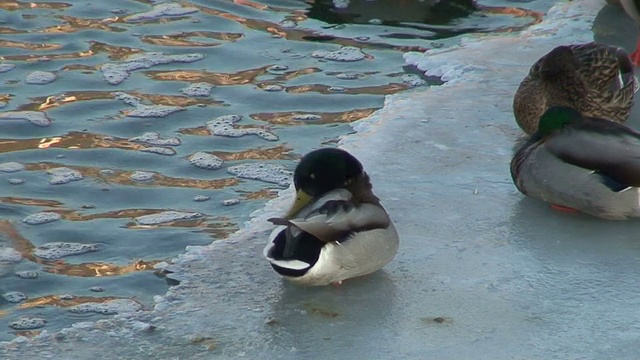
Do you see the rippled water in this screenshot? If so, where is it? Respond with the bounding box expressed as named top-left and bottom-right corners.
top-left (0, 0), bottom-right (549, 341)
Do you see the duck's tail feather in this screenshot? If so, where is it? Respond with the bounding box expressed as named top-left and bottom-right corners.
top-left (614, 47), bottom-right (638, 93)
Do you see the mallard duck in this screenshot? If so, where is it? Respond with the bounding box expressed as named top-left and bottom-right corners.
top-left (263, 148), bottom-right (399, 286)
top-left (511, 106), bottom-right (640, 220)
top-left (608, 0), bottom-right (640, 65)
top-left (513, 42), bottom-right (637, 135)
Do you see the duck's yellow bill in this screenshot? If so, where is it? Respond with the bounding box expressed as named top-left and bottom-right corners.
top-left (285, 190), bottom-right (313, 219)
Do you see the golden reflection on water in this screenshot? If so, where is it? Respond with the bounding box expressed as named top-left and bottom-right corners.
top-left (146, 67), bottom-right (270, 85)
top-left (0, 94), bottom-right (12, 107)
top-left (211, 145), bottom-right (297, 161)
top-left (38, 13), bottom-right (192, 35)
top-left (237, 188), bottom-right (279, 201)
top-left (0, 220), bottom-right (163, 277)
top-left (14, 90), bottom-right (222, 112)
top-left (62, 64), bottom-right (96, 73)
top-left (250, 108), bottom-right (378, 125)
top-left (52, 208), bottom-right (173, 221)
top-left (178, 118), bottom-right (273, 136)
top-left (21, 162), bottom-right (241, 189)
top-left (38, 15), bottom-right (126, 34)
top-left (0, 202), bottom-right (242, 246)
top-left (19, 295), bottom-right (124, 309)
top-left (232, 0), bottom-right (267, 10)
top-left (0, 132), bottom-right (148, 154)
top-left (480, 5), bottom-right (543, 26)
top-left (141, 31), bottom-right (243, 47)
top-left (86, 41), bottom-right (144, 60)
top-left (148, 66), bottom-right (321, 91)
top-left (0, 27), bottom-right (25, 34)
top-left (180, 107), bottom-right (377, 133)
top-left (43, 260), bottom-right (162, 277)
top-left (126, 217), bottom-right (208, 229)
top-left (13, 331), bottom-right (41, 338)
top-left (0, 197), bottom-right (63, 207)
top-left (37, 94), bottom-right (78, 111)
top-left (177, 126), bottom-right (211, 136)
top-left (198, 218), bottom-right (238, 239)
top-left (0, 1), bottom-right (71, 10)
top-left (277, 67), bottom-right (322, 81)
top-left (0, 41), bottom-right (142, 61)
top-left (273, 83), bottom-right (410, 95)
top-left (0, 220), bottom-right (40, 263)
top-left (128, 91), bottom-right (224, 107)
top-left (0, 39), bottom-right (62, 51)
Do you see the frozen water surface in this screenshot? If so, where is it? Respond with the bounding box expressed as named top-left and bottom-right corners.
top-left (0, 162), bottom-right (24, 173)
top-left (24, 71), bottom-right (57, 85)
top-left (188, 151), bottom-right (224, 170)
top-left (0, 111), bottom-right (52, 127)
top-left (14, 271), bottom-right (38, 280)
top-left (100, 52), bottom-right (204, 85)
top-left (227, 162), bottom-right (293, 187)
top-left (129, 171), bottom-right (155, 182)
top-left (311, 46), bottom-right (367, 62)
top-left (180, 82), bottom-right (215, 97)
top-left (128, 132), bottom-right (181, 147)
top-left (134, 211), bottom-right (202, 226)
top-left (21, 212), bottom-right (61, 225)
top-left (33, 242), bottom-right (99, 260)
top-left (2, 0), bottom-right (640, 359)
top-left (139, 146), bottom-right (176, 156)
top-left (124, 3), bottom-right (199, 22)
top-left (0, 64), bottom-right (15, 73)
top-left (46, 167), bottom-right (83, 185)
top-left (67, 299), bottom-right (143, 315)
top-left (2, 292), bottom-right (27, 304)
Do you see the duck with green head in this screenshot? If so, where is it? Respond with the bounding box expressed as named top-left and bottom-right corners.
top-left (513, 42), bottom-right (637, 135)
top-left (511, 106), bottom-right (640, 220)
top-left (263, 148), bottom-right (399, 286)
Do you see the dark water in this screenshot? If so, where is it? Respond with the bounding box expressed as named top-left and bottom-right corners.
top-left (0, 0), bottom-right (548, 341)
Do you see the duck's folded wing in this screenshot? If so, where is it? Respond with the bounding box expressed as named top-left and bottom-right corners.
top-left (289, 201), bottom-right (391, 243)
top-left (545, 122), bottom-right (640, 188)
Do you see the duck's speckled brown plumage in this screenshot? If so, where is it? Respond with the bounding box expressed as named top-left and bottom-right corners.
top-left (513, 42), bottom-right (637, 135)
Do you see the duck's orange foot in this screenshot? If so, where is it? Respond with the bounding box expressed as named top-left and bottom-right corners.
top-left (631, 50), bottom-right (640, 67)
top-left (631, 38), bottom-right (640, 66)
top-left (331, 281), bottom-right (343, 288)
top-left (550, 204), bottom-right (579, 213)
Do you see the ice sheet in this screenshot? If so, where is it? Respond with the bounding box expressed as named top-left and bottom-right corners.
top-left (4, 0), bottom-right (640, 359)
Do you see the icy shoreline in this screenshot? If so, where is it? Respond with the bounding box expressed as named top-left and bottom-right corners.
top-left (5, 0), bottom-right (638, 358)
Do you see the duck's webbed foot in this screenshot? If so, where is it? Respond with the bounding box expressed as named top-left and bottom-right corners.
top-left (631, 38), bottom-right (640, 66)
top-left (550, 204), bottom-right (579, 213)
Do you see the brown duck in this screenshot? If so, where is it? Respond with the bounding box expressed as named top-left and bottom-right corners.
top-left (513, 42), bottom-right (637, 135)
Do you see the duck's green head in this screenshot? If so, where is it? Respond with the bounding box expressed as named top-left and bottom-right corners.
top-left (537, 106), bottom-right (583, 137)
top-left (286, 148), bottom-right (363, 218)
